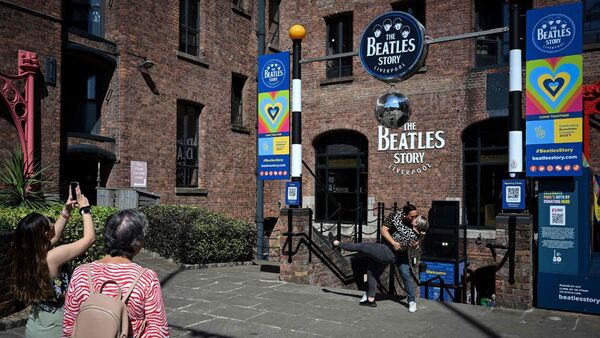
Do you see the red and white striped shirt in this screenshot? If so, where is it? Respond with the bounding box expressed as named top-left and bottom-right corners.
top-left (62, 262), bottom-right (169, 338)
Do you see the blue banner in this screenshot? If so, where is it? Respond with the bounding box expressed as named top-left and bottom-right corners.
top-left (258, 155), bottom-right (289, 180)
top-left (538, 272), bottom-right (600, 315)
top-left (538, 189), bottom-right (579, 274)
top-left (526, 143), bottom-right (582, 177)
top-left (257, 52), bottom-right (290, 181)
top-left (502, 179), bottom-right (526, 210)
top-left (258, 52), bottom-right (290, 93)
top-left (526, 2), bottom-right (583, 61)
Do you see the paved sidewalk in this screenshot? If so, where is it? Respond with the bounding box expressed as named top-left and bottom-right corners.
top-left (2, 251), bottom-right (600, 337)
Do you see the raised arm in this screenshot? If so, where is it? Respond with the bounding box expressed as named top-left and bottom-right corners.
top-left (49, 190), bottom-right (77, 246)
top-left (47, 187), bottom-right (95, 267)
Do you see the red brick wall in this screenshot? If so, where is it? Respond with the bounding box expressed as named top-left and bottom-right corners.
top-left (0, 1), bottom-right (62, 195)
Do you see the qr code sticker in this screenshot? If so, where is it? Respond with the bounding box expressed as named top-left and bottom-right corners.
top-left (288, 187), bottom-right (297, 200)
top-left (506, 186), bottom-right (521, 203)
top-left (550, 205), bottom-right (566, 226)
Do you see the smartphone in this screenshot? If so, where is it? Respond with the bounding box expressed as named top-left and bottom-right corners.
top-left (70, 181), bottom-right (79, 199)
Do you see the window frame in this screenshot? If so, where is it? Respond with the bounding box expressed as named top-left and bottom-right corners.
top-left (391, 0), bottom-right (426, 27)
top-left (231, 73), bottom-right (247, 127)
top-left (67, 0), bottom-right (104, 37)
top-left (325, 13), bottom-right (353, 79)
top-left (584, 0), bottom-right (600, 49)
top-left (180, 0), bottom-right (201, 57)
top-left (473, 0), bottom-right (531, 68)
top-left (462, 118), bottom-right (509, 228)
top-left (268, 0), bottom-right (281, 48)
top-left (176, 101), bottom-right (202, 188)
top-left (314, 131), bottom-right (368, 224)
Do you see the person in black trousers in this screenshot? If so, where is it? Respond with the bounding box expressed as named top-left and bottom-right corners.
top-left (329, 202), bottom-right (428, 312)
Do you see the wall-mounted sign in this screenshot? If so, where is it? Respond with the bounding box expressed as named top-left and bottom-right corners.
top-left (377, 122), bottom-right (446, 176)
top-left (502, 179), bottom-right (526, 210)
top-left (130, 161), bottom-right (147, 188)
top-left (257, 52), bottom-right (290, 180)
top-left (285, 181), bottom-right (300, 206)
top-left (359, 11), bottom-right (427, 83)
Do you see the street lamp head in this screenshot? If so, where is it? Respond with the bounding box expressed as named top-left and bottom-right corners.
top-left (289, 24), bottom-right (306, 41)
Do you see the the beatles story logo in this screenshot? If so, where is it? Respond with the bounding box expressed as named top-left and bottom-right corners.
top-left (359, 11), bottom-right (426, 82)
top-left (532, 14), bottom-right (575, 54)
top-left (378, 122), bottom-right (446, 176)
top-left (261, 58), bottom-right (286, 89)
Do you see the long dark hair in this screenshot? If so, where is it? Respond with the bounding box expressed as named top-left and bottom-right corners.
top-left (13, 212), bottom-right (52, 304)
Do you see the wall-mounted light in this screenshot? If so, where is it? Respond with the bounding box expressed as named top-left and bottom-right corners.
top-left (45, 56), bottom-right (56, 86)
top-left (138, 59), bottom-right (155, 70)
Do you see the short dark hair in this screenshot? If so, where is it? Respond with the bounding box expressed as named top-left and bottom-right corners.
top-left (103, 209), bottom-right (148, 259)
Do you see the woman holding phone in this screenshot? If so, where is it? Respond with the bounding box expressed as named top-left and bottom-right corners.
top-left (12, 184), bottom-right (96, 337)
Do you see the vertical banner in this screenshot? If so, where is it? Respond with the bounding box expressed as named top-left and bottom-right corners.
top-left (525, 3), bottom-right (583, 177)
top-left (257, 52), bottom-right (290, 180)
top-left (538, 190), bottom-right (579, 274)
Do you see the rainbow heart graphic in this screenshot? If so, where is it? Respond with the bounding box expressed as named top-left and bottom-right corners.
top-left (526, 55), bottom-right (582, 115)
top-left (259, 91), bottom-right (289, 133)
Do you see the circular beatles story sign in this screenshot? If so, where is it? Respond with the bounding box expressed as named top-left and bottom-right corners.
top-left (359, 11), bottom-right (427, 83)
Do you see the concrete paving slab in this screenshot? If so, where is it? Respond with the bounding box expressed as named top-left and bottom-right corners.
top-left (2, 251), bottom-right (600, 338)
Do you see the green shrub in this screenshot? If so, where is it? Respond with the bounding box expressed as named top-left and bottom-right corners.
top-left (0, 146), bottom-right (55, 208)
top-left (140, 205), bottom-right (255, 264)
top-left (0, 204), bottom-right (118, 270)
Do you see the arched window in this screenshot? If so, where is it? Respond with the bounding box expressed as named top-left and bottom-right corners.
top-left (463, 118), bottom-right (508, 227)
top-left (314, 131), bottom-right (368, 223)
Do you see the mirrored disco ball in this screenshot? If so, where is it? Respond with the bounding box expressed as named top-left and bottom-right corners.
top-left (374, 92), bottom-right (411, 129)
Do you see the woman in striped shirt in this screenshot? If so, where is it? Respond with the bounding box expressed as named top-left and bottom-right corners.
top-left (62, 209), bottom-right (169, 337)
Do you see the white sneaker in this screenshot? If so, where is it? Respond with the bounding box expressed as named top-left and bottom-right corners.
top-left (360, 293), bottom-right (368, 302)
top-left (408, 301), bottom-right (417, 313)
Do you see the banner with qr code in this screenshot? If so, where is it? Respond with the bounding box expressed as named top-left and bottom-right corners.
top-left (538, 191), bottom-right (578, 274)
top-left (502, 179), bottom-right (526, 210)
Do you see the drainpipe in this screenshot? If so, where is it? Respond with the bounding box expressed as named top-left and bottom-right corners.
top-left (256, 0), bottom-right (266, 260)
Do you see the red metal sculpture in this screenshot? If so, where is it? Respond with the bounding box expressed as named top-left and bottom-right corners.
top-left (0, 50), bottom-right (38, 176)
top-left (583, 81), bottom-right (600, 161)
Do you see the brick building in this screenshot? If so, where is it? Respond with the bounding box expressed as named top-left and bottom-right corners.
top-left (1, 0), bottom-right (599, 309)
top-left (0, 0), bottom-right (285, 220)
top-left (272, 0), bottom-right (600, 309)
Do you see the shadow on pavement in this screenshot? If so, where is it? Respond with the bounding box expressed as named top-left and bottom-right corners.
top-left (159, 267), bottom-right (185, 287)
top-left (439, 301), bottom-right (501, 338)
top-left (321, 288), bottom-right (409, 306)
top-left (169, 324), bottom-right (236, 338)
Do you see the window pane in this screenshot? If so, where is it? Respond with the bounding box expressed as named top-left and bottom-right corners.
top-left (231, 75), bottom-right (245, 125)
top-left (464, 165), bottom-right (479, 226)
top-left (177, 102), bottom-right (200, 187)
top-left (315, 131), bottom-right (367, 223)
top-left (326, 14), bottom-right (353, 79)
top-left (584, 0), bottom-right (600, 45)
top-left (68, 0), bottom-right (104, 37)
top-left (391, 0), bottom-right (426, 26)
top-left (180, 0), bottom-right (200, 56)
top-left (269, 0), bottom-right (280, 46)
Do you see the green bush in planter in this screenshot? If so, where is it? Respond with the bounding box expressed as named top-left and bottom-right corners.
top-left (140, 205), bottom-right (255, 264)
top-left (0, 205), bottom-right (118, 270)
